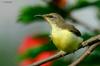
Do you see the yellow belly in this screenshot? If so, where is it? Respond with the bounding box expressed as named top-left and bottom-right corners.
top-left (51, 29), bottom-right (83, 53)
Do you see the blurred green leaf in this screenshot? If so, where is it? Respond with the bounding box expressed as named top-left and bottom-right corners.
top-left (68, 0), bottom-right (100, 12)
top-left (81, 33), bottom-right (93, 40)
top-left (18, 6), bottom-right (47, 24)
top-left (82, 31), bottom-right (100, 40)
top-left (17, 4), bottom-right (67, 24)
top-left (77, 0), bottom-right (88, 4)
top-left (52, 59), bottom-right (68, 66)
top-left (97, 9), bottom-right (100, 19)
top-left (95, 0), bottom-right (100, 20)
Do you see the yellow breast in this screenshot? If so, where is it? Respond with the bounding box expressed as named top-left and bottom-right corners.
top-left (51, 26), bottom-right (83, 53)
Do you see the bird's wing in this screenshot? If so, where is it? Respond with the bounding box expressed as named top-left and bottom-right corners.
top-left (61, 23), bottom-right (81, 36)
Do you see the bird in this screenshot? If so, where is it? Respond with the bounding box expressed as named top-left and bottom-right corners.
top-left (36, 13), bottom-right (83, 53)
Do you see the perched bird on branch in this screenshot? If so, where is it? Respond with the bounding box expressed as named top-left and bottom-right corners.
top-left (36, 13), bottom-right (83, 53)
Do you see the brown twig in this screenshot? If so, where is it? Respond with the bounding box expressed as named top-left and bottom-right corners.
top-left (30, 51), bottom-right (67, 66)
top-left (69, 42), bottom-right (100, 66)
top-left (81, 35), bottom-right (100, 47)
top-left (30, 35), bottom-right (100, 66)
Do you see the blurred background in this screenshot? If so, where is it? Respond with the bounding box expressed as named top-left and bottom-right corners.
top-left (0, 0), bottom-right (100, 66)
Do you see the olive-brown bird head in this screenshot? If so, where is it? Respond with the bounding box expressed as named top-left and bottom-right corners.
top-left (42, 13), bottom-right (65, 25)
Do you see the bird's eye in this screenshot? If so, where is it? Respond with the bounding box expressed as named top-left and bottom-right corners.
top-left (47, 15), bottom-right (56, 18)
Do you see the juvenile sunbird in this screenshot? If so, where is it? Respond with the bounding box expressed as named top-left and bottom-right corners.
top-left (37, 13), bottom-right (83, 53)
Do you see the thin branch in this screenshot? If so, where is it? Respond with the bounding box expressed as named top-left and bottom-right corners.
top-left (30, 51), bottom-right (67, 66)
top-left (30, 35), bottom-right (100, 66)
top-left (69, 42), bottom-right (100, 66)
top-left (81, 35), bottom-right (100, 47)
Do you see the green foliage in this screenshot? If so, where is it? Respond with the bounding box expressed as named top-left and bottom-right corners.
top-left (68, 0), bottom-right (100, 12)
top-left (96, 0), bottom-right (100, 7)
top-left (18, 6), bottom-right (46, 23)
top-left (18, 4), bottom-right (67, 24)
top-left (52, 59), bottom-right (68, 66)
top-left (97, 9), bottom-right (100, 19)
top-left (96, 1), bottom-right (100, 20)
top-left (77, 0), bottom-right (88, 4)
top-left (81, 33), bottom-right (93, 41)
top-left (82, 30), bottom-right (100, 40)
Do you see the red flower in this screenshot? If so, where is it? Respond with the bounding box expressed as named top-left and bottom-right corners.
top-left (19, 51), bottom-right (55, 66)
top-left (34, 51), bottom-right (55, 66)
top-left (18, 35), bottom-right (55, 66)
top-left (18, 36), bottom-right (49, 54)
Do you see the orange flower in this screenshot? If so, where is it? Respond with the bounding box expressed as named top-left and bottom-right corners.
top-left (53, 0), bottom-right (68, 8)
